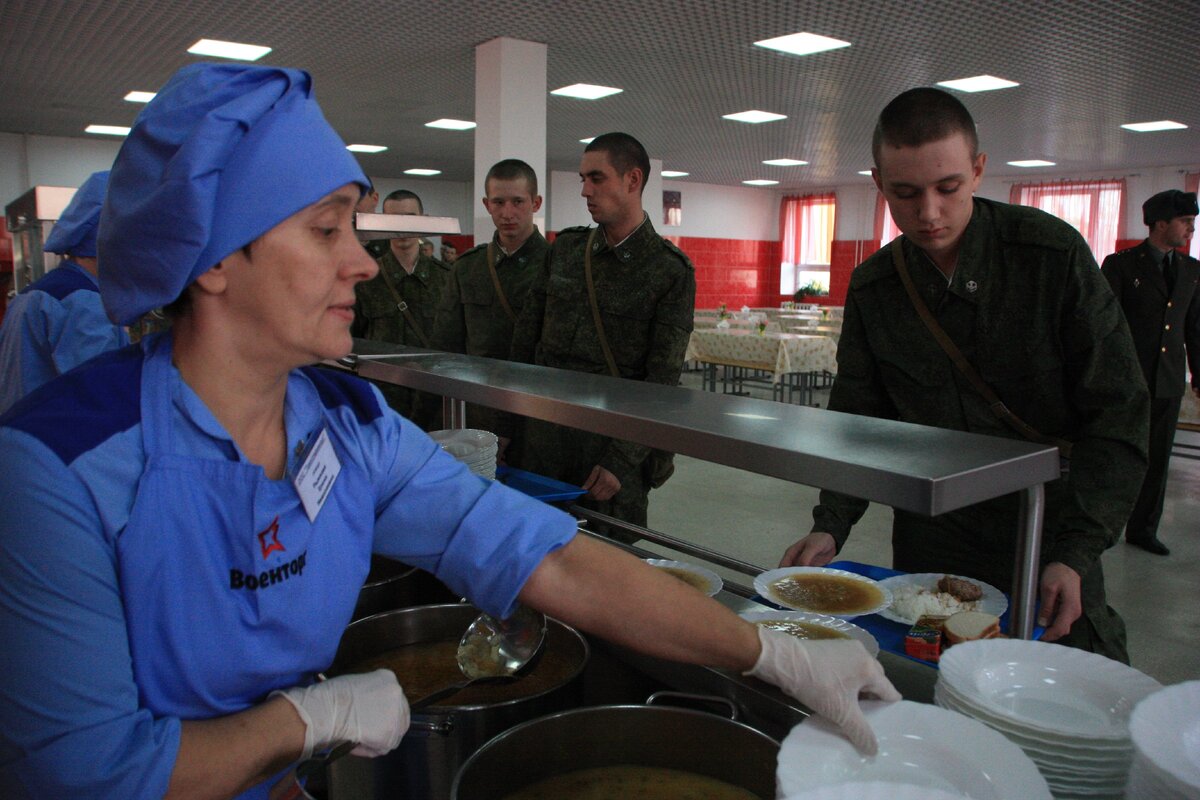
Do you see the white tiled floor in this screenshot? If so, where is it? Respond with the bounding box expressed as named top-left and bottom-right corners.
top-left (645, 373), bottom-right (1200, 686)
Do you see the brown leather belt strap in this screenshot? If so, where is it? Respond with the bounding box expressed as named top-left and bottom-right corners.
top-left (378, 263), bottom-right (431, 348)
top-left (583, 228), bottom-right (621, 378)
top-left (890, 238), bottom-right (1073, 459)
top-left (486, 243), bottom-right (517, 324)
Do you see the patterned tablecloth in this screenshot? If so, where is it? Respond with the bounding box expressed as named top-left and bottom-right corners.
top-left (693, 316), bottom-right (782, 333)
top-left (685, 328), bottom-right (838, 383)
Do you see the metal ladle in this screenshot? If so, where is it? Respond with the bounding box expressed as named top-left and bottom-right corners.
top-left (409, 605), bottom-right (547, 711)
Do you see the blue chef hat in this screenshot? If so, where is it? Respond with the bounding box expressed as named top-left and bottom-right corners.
top-left (44, 170), bottom-right (110, 258)
top-left (99, 62), bottom-right (369, 325)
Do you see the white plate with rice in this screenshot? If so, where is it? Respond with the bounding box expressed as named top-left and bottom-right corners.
top-left (877, 573), bottom-right (1007, 625)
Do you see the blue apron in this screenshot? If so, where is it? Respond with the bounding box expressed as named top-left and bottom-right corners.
top-left (116, 340), bottom-right (374, 730)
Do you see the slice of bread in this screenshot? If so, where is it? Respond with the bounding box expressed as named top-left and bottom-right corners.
top-left (943, 611), bottom-right (1001, 645)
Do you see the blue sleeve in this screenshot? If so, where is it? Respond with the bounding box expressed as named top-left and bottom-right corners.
top-left (0, 429), bottom-right (178, 799)
top-left (50, 292), bottom-right (130, 375)
top-left (355, 386), bottom-right (577, 619)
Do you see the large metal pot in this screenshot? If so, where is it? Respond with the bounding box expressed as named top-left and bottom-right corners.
top-left (452, 696), bottom-right (780, 799)
top-left (351, 556), bottom-right (459, 621)
top-left (326, 603), bottom-right (589, 800)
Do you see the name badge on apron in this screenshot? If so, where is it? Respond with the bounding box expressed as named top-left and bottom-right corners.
top-left (291, 426), bottom-right (341, 522)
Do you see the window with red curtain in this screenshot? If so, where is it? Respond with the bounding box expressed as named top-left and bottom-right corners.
top-left (1187, 172), bottom-right (1199, 260)
top-left (874, 192), bottom-right (902, 246)
top-left (779, 193), bottom-right (836, 294)
top-left (1010, 179), bottom-right (1125, 261)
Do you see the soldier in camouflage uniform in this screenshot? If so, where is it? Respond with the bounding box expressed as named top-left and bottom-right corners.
top-left (781, 88), bottom-right (1148, 663)
top-left (355, 179), bottom-right (388, 259)
top-left (506, 133), bottom-right (695, 538)
top-left (426, 159), bottom-right (549, 434)
top-left (352, 189), bottom-right (451, 419)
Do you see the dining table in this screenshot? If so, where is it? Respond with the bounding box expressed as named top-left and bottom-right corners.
top-left (685, 327), bottom-right (838, 404)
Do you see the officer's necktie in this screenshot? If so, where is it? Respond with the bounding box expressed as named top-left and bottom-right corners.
top-left (1164, 252), bottom-right (1177, 295)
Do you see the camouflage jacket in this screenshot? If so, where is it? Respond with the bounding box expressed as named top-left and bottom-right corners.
top-left (813, 198), bottom-right (1149, 581)
top-left (352, 249), bottom-right (451, 347)
top-left (508, 217), bottom-right (695, 483)
top-left (430, 228), bottom-right (549, 359)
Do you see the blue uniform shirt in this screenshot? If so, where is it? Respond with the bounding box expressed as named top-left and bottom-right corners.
top-left (0, 332), bottom-right (576, 798)
top-left (0, 260), bottom-right (130, 414)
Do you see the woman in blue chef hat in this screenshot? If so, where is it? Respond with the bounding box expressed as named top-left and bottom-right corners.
top-left (0, 170), bottom-right (129, 414)
top-left (0, 63), bottom-right (897, 798)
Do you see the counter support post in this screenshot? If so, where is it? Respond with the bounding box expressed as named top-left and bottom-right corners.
top-left (441, 397), bottom-right (467, 429)
top-left (1011, 484), bottom-right (1045, 639)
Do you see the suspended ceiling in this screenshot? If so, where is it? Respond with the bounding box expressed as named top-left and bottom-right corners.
top-left (1, 0), bottom-right (1197, 189)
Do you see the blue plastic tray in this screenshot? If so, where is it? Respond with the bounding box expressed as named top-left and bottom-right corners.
top-left (752, 560), bottom-right (1043, 668)
top-left (495, 465), bottom-right (587, 503)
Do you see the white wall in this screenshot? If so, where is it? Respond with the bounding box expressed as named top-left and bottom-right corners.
top-left (1, 133), bottom-right (124, 207)
top-left (547, 170), bottom-right (783, 240)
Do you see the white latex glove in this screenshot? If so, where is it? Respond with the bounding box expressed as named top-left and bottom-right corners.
top-left (272, 669), bottom-right (410, 760)
top-left (745, 627), bottom-right (901, 755)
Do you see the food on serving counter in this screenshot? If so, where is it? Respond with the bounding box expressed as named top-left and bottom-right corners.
top-left (656, 566), bottom-right (712, 592)
top-left (904, 614), bottom-right (948, 663)
top-left (352, 628), bottom-right (577, 706)
top-left (943, 610), bottom-right (1001, 645)
top-left (501, 765), bottom-right (760, 800)
top-left (753, 619), bottom-right (851, 641)
top-left (766, 573), bottom-right (884, 615)
top-left (889, 579), bottom-right (981, 623)
top-left (938, 574), bottom-right (983, 602)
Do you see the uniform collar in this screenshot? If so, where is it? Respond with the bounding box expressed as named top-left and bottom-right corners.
top-left (154, 331), bottom-right (325, 468)
top-left (492, 226), bottom-right (544, 261)
top-left (381, 249), bottom-right (432, 284)
top-left (59, 259), bottom-right (100, 288)
top-left (900, 201), bottom-right (988, 305)
top-left (594, 214), bottom-right (655, 263)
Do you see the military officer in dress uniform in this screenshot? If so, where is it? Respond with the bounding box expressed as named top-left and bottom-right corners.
top-left (780, 88), bottom-right (1148, 663)
top-left (428, 159), bottom-right (548, 437)
top-left (506, 133), bottom-right (696, 539)
top-left (1100, 190), bottom-right (1200, 556)
top-left (352, 189), bottom-right (451, 419)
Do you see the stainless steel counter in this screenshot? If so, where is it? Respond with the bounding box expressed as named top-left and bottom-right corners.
top-left (336, 340), bottom-right (1058, 638)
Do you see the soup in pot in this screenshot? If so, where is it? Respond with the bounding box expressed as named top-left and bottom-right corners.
top-left (501, 765), bottom-right (761, 800)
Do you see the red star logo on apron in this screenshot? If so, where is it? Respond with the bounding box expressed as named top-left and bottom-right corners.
top-left (257, 516), bottom-right (286, 559)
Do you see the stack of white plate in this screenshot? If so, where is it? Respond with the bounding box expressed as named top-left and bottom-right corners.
top-left (1126, 680), bottom-right (1200, 798)
top-left (935, 639), bottom-right (1162, 799)
top-left (776, 700), bottom-right (1051, 799)
top-left (428, 429), bottom-right (498, 480)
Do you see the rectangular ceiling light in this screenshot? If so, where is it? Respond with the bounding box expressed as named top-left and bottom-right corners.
top-left (346, 144), bottom-right (387, 153)
top-left (754, 32), bottom-right (851, 56)
top-left (404, 168), bottom-right (441, 176)
top-left (763, 158), bottom-right (808, 166)
top-left (85, 124), bottom-right (131, 136)
top-left (743, 179), bottom-right (779, 186)
top-left (579, 137), bottom-right (596, 144)
top-left (661, 170), bottom-right (689, 178)
top-left (551, 83), bottom-right (623, 100)
top-left (1007, 160), bottom-right (1055, 168)
top-left (857, 170), bottom-right (873, 176)
top-left (723, 110), bottom-right (787, 124)
top-left (187, 38), bottom-right (272, 61)
top-left (1121, 120), bottom-right (1187, 132)
top-left (426, 118), bottom-right (476, 130)
top-left (124, 91), bottom-right (156, 103)
top-left (937, 75), bottom-right (1019, 93)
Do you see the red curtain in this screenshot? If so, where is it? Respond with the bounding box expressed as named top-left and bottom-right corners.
top-left (779, 194), bottom-right (836, 293)
top-left (1010, 179), bottom-right (1126, 261)
top-left (873, 192), bottom-right (901, 245)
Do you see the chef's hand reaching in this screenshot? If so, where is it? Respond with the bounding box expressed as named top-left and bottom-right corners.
top-left (273, 669), bottom-right (410, 760)
top-left (745, 627), bottom-right (900, 755)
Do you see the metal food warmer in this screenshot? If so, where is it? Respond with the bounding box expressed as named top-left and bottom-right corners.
top-left (4, 185), bottom-right (77, 293)
top-left (331, 341), bottom-right (1059, 741)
